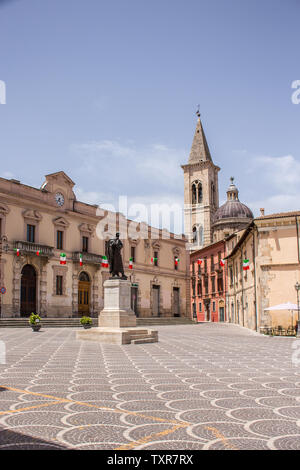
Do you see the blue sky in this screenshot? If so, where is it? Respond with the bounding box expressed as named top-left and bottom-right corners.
top-left (0, 0), bottom-right (299, 224)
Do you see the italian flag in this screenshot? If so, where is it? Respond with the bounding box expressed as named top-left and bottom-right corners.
top-left (197, 259), bottom-right (203, 265)
top-left (175, 257), bottom-right (180, 266)
top-left (151, 257), bottom-right (158, 264)
top-left (36, 250), bottom-right (40, 256)
top-left (102, 256), bottom-right (108, 268)
top-left (243, 259), bottom-right (250, 271)
top-left (129, 257), bottom-right (133, 269)
top-left (14, 248), bottom-right (20, 256)
top-left (79, 254), bottom-right (83, 266)
top-left (220, 259), bottom-right (225, 267)
top-left (60, 253), bottom-right (67, 265)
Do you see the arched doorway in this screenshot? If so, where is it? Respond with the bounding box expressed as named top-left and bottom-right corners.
top-left (78, 272), bottom-right (90, 316)
top-left (20, 264), bottom-right (37, 317)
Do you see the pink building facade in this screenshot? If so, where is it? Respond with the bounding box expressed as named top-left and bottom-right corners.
top-left (190, 240), bottom-right (227, 322)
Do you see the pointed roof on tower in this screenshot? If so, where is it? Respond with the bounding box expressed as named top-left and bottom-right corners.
top-left (188, 116), bottom-right (213, 164)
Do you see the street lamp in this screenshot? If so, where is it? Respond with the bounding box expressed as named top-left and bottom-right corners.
top-left (295, 281), bottom-right (300, 337)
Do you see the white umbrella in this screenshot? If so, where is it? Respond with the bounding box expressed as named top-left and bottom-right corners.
top-left (264, 302), bottom-right (299, 311)
top-left (264, 302), bottom-right (299, 329)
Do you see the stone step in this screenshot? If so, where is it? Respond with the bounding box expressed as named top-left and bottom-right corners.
top-left (129, 334), bottom-right (155, 340)
top-left (136, 317), bottom-right (193, 326)
top-left (0, 317), bottom-right (193, 328)
top-left (131, 337), bottom-right (158, 344)
top-left (137, 316), bottom-right (191, 320)
top-left (0, 318), bottom-right (98, 328)
top-left (128, 328), bottom-right (156, 334)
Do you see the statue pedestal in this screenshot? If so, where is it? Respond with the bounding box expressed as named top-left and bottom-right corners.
top-left (76, 279), bottom-right (158, 345)
top-left (99, 279), bottom-right (136, 328)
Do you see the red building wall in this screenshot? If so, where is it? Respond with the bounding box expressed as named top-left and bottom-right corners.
top-left (190, 240), bottom-right (227, 322)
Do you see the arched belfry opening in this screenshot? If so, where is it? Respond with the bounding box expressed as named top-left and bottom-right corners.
top-left (191, 180), bottom-right (202, 204)
top-left (192, 225), bottom-right (204, 247)
top-left (192, 183), bottom-right (197, 204)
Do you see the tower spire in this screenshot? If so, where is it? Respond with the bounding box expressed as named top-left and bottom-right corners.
top-left (188, 115), bottom-right (212, 164)
top-left (182, 113), bottom-right (220, 249)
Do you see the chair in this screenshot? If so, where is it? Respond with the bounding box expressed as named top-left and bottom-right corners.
top-left (287, 326), bottom-right (296, 336)
top-left (276, 325), bottom-right (285, 336)
top-left (259, 326), bottom-right (268, 335)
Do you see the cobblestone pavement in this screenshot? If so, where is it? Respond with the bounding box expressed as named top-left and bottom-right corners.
top-left (0, 323), bottom-right (300, 450)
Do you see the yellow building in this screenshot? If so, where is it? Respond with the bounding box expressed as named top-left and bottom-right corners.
top-left (225, 210), bottom-right (300, 331)
top-left (0, 171), bottom-right (189, 319)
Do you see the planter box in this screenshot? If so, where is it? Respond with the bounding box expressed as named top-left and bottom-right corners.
top-left (31, 324), bottom-right (41, 332)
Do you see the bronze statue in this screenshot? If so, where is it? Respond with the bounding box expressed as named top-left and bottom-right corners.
top-left (107, 233), bottom-right (127, 280)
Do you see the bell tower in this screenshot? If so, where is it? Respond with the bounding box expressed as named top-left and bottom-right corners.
top-left (181, 113), bottom-right (220, 250)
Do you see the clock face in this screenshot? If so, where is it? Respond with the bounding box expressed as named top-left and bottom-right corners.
top-left (55, 192), bottom-right (65, 207)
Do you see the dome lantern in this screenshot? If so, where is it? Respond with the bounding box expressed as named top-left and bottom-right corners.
top-left (213, 178), bottom-right (253, 223)
top-left (227, 176), bottom-right (239, 201)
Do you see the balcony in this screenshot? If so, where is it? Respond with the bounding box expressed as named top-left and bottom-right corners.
top-left (14, 241), bottom-right (54, 258)
top-left (72, 251), bottom-right (102, 265)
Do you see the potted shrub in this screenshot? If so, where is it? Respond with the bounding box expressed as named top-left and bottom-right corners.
top-left (80, 316), bottom-right (93, 329)
top-left (29, 313), bottom-right (41, 332)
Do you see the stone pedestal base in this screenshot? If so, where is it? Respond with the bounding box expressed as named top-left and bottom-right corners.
top-left (76, 279), bottom-right (158, 344)
top-left (77, 327), bottom-right (158, 345)
top-left (99, 279), bottom-right (136, 328)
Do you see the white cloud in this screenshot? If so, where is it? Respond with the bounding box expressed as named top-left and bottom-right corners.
top-left (73, 140), bottom-right (133, 158)
top-left (71, 139), bottom-right (185, 200)
top-left (246, 153), bottom-right (300, 215)
top-left (252, 154), bottom-right (300, 189)
top-left (73, 140), bottom-right (300, 224)
top-left (249, 194), bottom-right (300, 215)
top-left (0, 171), bottom-right (14, 179)
top-left (75, 187), bottom-right (115, 205)
top-left (74, 187), bottom-right (184, 232)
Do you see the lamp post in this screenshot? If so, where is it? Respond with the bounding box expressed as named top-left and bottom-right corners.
top-left (295, 281), bottom-right (300, 337)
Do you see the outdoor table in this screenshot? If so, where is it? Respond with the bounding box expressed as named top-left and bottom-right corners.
top-left (260, 326), bottom-right (268, 335)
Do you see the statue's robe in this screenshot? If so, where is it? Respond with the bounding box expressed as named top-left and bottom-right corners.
top-left (108, 238), bottom-right (125, 276)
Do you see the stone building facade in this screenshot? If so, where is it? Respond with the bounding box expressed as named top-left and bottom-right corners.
top-left (184, 117), bottom-right (300, 331)
top-left (184, 117), bottom-right (254, 322)
top-left (225, 211), bottom-right (300, 330)
top-left (0, 171), bottom-right (189, 319)
top-left (190, 239), bottom-right (227, 323)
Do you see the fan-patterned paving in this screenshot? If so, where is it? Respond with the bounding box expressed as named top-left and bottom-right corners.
top-left (0, 324), bottom-right (300, 450)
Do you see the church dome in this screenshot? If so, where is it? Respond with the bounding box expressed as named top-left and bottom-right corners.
top-left (213, 177), bottom-right (253, 222)
top-left (214, 200), bottom-right (253, 220)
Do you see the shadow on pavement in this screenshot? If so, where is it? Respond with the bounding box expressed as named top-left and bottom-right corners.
top-left (0, 426), bottom-right (67, 450)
